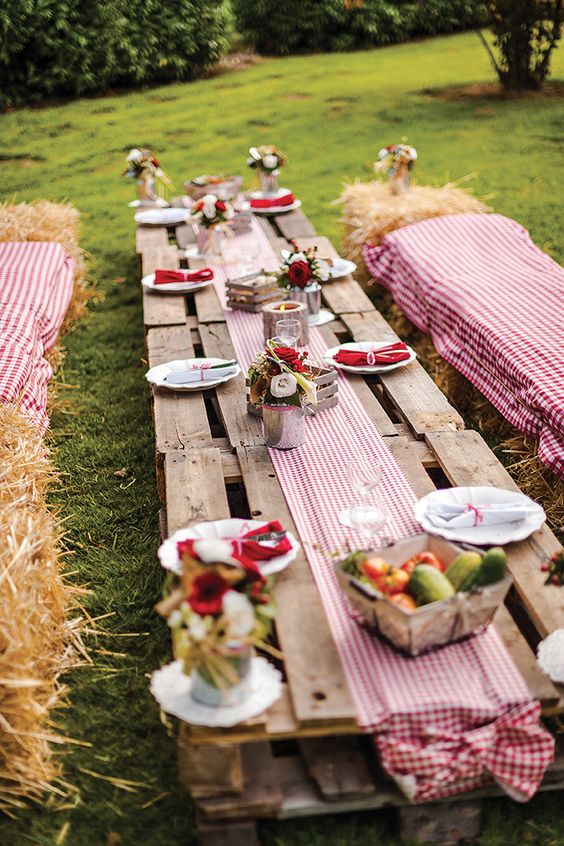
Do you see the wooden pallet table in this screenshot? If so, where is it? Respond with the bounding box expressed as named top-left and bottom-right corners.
top-left (136, 204), bottom-right (564, 845)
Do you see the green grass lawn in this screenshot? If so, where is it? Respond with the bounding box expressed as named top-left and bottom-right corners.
top-left (1, 31), bottom-right (563, 846)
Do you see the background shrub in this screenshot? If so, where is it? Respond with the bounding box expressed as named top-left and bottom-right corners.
top-left (231, 0), bottom-right (486, 55)
top-left (0, 0), bottom-right (230, 108)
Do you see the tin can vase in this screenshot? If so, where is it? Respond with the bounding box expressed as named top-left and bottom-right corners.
top-left (259, 171), bottom-right (279, 196)
top-left (388, 162), bottom-right (411, 196)
top-left (263, 404), bottom-right (306, 450)
top-left (288, 283), bottom-right (321, 322)
top-left (197, 225), bottom-right (224, 259)
top-left (137, 174), bottom-right (157, 203)
top-left (190, 644), bottom-right (253, 707)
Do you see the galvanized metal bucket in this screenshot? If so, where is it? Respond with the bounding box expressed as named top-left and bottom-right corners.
top-left (288, 282), bottom-right (321, 321)
top-left (263, 404), bottom-right (306, 450)
top-left (258, 171), bottom-right (279, 196)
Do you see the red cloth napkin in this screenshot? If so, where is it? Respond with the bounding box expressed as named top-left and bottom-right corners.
top-left (235, 520), bottom-right (292, 561)
top-left (334, 342), bottom-right (410, 367)
top-left (154, 268), bottom-right (214, 285)
top-left (250, 192), bottom-right (295, 209)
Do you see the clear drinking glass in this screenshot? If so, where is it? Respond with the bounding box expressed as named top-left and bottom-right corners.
top-left (275, 318), bottom-right (300, 348)
top-left (339, 457), bottom-right (386, 532)
top-left (346, 458), bottom-right (383, 495)
top-left (348, 496), bottom-right (388, 548)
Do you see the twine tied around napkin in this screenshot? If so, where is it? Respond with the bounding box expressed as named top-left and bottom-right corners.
top-left (334, 342), bottom-right (410, 367)
top-left (426, 499), bottom-right (541, 529)
top-left (154, 268), bottom-right (214, 285)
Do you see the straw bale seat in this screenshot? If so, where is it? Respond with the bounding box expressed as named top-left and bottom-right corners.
top-left (362, 213), bottom-right (564, 480)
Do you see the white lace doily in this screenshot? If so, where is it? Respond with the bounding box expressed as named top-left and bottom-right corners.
top-left (150, 658), bottom-right (282, 727)
top-left (537, 629), bottom-right (564, 683)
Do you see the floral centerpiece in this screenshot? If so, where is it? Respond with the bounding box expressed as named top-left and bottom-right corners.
top-left (159, 537), bottom-right (277, 705)
top-left (276, 240), bottom-right (329, 320)
top-left (374, 143), bottom-right (417, 196)
top-left (247, 145), bottom-right (287, 195)
top-left (248, 340), bottom-right (317, 449)
top-left (189, 193), bottom-right (235, 257)
top-left (123, 148), bottom-right (173, 203)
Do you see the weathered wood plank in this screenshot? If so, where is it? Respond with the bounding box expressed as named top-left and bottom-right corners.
top-left (426, 430), bottom-right (564, 640)
top-left (273, 208), bottom-right (316, 240)
top-left (136, 225), bottom-right (169, 255)
top-left (384, 436), bottom-right (436, 499)
top-left (493, 604), bottom-right (559, 709)
top-left (177, 733), bottom-right (243, 798)
top-left (299, 737), bottom-right (376, 801)
top-left (199, 323), bottom-right (264, 448)
top-left (254, 215), bottom-right (289, 254)
top-left (165, 449), bottom-right (230, 534)
top-left (141, 246), bottom-right (187, 328)
top-left (343, 311), bottom-right (464, 436)
top-left (175, 222), bottom-right (196, 249)
top-left (147, 326), bottom-right (212, 455)
top-left (196, 743), bottom-right (283, 820)
top-left (237, 445), bottom-right (357, 726)
top-left (185, 254), bottom-right (227, 324)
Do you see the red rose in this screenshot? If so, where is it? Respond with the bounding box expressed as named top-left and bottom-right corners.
top-left (188, 572), bottom-right (229, 616)
top-left (215, 200), bottom-right (227, 212)
top-left (287, 260), bottom-right (312, 288)
top-left (193, 200), bottom-right (204, 212)
top-left (274, 346), bottom-right (305, 372)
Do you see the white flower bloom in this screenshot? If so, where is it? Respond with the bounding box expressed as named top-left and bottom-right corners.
top-left (168, 609), bottom-right (182, 629)
top-left (270, 372), bottom-right (298, 398)
top-left (202, 193), bottom-right (218, 220)
top-left (223, 591), bottom-right (255, 638)
top-left (188, 614), bottom-right (210, 642)
top-left (377, 147), bottom-right (390, 160)
top-left (288, 252), bottom-right (307, 264)
top-left (248, 146), bottom-right (261, 161)
top-left (127, 148), bottom-right (144, 161)
top-left (262, 154), bottom-right (278, 170)
top-left (280, 249), bottom-right (291, 262)
top-left (193, 538), bottom-right (237, 565)
top-left (317, 259), bottom-right (330, 282)
top-left (223, 205), bottom-right (235, 220)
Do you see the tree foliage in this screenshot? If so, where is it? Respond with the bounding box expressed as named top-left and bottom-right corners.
top-left (479, 0), bottom-right (564, 90)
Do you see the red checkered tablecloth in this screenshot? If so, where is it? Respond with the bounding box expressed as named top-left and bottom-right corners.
top-left (0, 241), bottom-right (74, 431)
top-left (190, 219), bottom-right (555, 803)
top-left (362, 213), bottom-right (564, 478)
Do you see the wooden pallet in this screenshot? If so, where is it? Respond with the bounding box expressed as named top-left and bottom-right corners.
top-left (137, 203), bottom-right (564, 844)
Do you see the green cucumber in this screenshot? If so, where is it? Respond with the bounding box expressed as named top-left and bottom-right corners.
top-left (474, 547), bottom-right (507, 587)
top-left (445, 551), bottom-right (482, 591)
top-left (408, 564), bottom-right (455, 606)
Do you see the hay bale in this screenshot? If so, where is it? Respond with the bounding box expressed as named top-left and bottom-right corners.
top-left (0, 200), bottom-right (92, 343)
top-left (338, 180), bottom-right (489, 282)
top-left (0, 201), bottom-right (89, 811)
top-left (0, 406), bottom-right (86, 814)
top-left (376, 290), bottom-right (564, 532)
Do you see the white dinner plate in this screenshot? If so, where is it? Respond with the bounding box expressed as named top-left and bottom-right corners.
top-left (309, 309), bottom-right (335, 327)
top-left (328, 258), bottom-right (357, 279)
top-left (141, 272), bottom-right (213, 294)
top-left (323, 341), bottom-right (416, 374)
top-left (414, 486), bottom-right (546, 545)
top-left (243, 191), bottom-right (302, 216)
top-left (134, 208), bottom-right (188, 226)
top-left (145, 358), bottom-right (241, 391)
top-left (158, 518), bottom-right (299, 577)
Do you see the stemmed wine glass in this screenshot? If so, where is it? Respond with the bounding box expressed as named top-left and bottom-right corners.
top-left (338, 457), bottom-right (388, 547)
top-left (274, 318), bottom-right (301, 348)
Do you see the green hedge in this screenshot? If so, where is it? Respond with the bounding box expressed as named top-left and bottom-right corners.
top-left (231, 0), bottom-right (486, 55)
top-left (0, 0), bottom-right (230, 108)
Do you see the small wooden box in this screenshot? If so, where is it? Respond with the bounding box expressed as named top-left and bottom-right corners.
top-left (246, 362), bottom-right (339, 417)
top-left (226, 272), bottom-right (282, 313)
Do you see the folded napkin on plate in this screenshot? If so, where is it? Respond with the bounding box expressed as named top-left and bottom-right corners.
top-left (234, 520), bottom-right (292, 561)
top-left (165, 361), bottom-right (238, 385)
top-left (250, 192), bottom-right (295, 209)
top-left (334, 342), bottom-right (410, 367)
top-left (154, 268), bottom-right (214, 285)
top-left (426, 500), bottom-right (540, 529)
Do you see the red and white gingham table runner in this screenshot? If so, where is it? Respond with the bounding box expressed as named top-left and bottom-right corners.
top-left (0, 241), bottom-right (74, 431)
top-left (196, 219), bottom-right (554, 802)
top-left (362, 213), bottom-right (564, 479)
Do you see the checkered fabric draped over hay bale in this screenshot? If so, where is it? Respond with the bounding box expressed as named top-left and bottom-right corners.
top-left (338, 180), bottom-right (489, 283)
top-left (0, 201), bottom-right (89, 812)
top-left (338, 181), bottom-right (563, 532)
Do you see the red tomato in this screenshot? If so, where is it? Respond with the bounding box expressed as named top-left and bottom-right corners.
top-left (380, 567), bottom-right (410, 595)
top-left (360, 556), bottom-right (390, 587)
top-left (389, 592), bottom-right (417, 612)
top-left (401, 551), bottom-right (445, 575)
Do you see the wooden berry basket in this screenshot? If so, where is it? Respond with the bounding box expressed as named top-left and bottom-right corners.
top-left (226, 271), bottom-right (282, 313)
top-left (246, 363), bottom-right (339, 417)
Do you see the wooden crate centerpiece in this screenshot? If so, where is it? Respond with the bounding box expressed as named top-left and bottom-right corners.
top-left (226, 271), bottom-right (282, 313)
